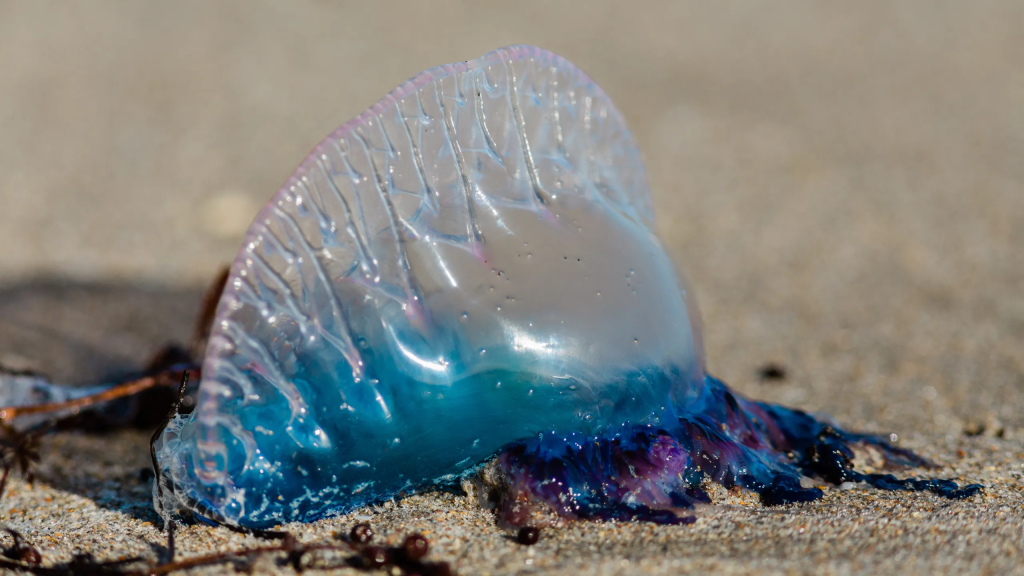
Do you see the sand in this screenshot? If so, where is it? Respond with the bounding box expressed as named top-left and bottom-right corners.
top-left (0, 2), bottom-right (1022, 574)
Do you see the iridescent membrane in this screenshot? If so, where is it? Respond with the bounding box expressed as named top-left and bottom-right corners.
top-left (152, 46), bottom-right (979, 529)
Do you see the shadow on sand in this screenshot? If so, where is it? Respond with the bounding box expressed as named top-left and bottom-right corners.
top-left (0, 276), bottom-right (207, 523)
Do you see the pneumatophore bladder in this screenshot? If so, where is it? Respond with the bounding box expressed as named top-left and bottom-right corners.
top-left (153, 46), bottom-right (979, 529)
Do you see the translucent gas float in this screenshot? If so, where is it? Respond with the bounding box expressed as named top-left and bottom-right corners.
top-left (153, 46), bottom-right (979, 528)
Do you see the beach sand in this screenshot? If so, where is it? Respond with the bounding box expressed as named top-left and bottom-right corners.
top-left (0, 2), bottom-right (1022, 574)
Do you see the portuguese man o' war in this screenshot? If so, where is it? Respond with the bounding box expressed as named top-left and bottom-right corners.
top-left (152, 45), bottom-right (980, 529)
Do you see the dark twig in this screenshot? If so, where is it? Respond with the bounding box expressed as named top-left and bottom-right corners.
top-left (0, 268), bottom-right (460, 575)
top-left (2, 527), bottom-right (41, 565)
top-left (0, 264), bottom-right (226, 430)
top-left (0, 364), bottom-right (48, 379)
top-left (0, 526), bottom-right (144, 575)
top-left (189, 265), bottom-right (229, 362)
top-left (0, 462), bottom-right (9, 500)
top-left (0, 520), bottom-right (455, 575)
top-left (219, 522), bottom-right (293, 542)
top-left (0, 421), bottom-right (52, 497)
top-left (0, 377), bottom-right (163, 422)
top-left (162, 521), bottom-right (175, 566)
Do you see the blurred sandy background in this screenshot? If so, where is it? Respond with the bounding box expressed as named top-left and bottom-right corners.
top-left (0, 2), bottom-right (1022, 574)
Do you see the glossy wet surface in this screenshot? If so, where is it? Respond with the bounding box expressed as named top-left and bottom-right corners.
top-left (1, 2), bottom-right (1023, 574)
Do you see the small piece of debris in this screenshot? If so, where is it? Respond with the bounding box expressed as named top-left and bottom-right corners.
top-left (757, 362), bottom-right (788, 382)
top-left (516, 526), bottom-right (540, 546)
top-left (349, 522), bottom-right (374, 544)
